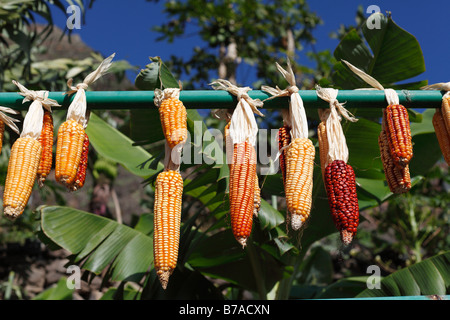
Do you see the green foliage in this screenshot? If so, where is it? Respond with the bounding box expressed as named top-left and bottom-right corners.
top-left (0, 0), bottom-right (90, 87)
top-left (32, 277), bottom-right (74, 300)
top-left (38, 205), bottom-right (154, 283)
top-left (357, 251), bottom-right (450, 297)
top-left (332, 12), bottom-right (426, 89)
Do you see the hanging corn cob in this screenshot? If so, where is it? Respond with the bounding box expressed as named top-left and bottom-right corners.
top-left (342, 60), bottom-right (414, 194)
top-left (69, 132), bottom-right (90, 191)
top-left (152, 84), bottom-right (188, 289)
top-left (324, 159), bottom-right (359, 244)
top-left (432, 108), bottom-right (450, 165)
top-left (56, 53), bottom-right (115, 191)
top-left (382, 104), bottom-right (413, 168)
top-left (442, 92), bottom-right (450, 136)
top-left (0, 106), bottom-right (21, 154)
top-left (224, 119), bottom-right (261, 217)
top-left (379, 129), bottom-right (412, 193)
top-left (153, 169), bottom-right (183, 290)
top-left (154, 84), bottom-right (187, 151)
top-left (262, 59), bottom-right (315, 231)
top-left (3, 81), bottom-right (60, 220)
top-left (36, 110), bottom-right (54, 187)
top-left (211, 79), bottom-right (263, 248)
top-left (316, 85), bottom-right (359, 246)
top-left (229, 140), bottom-right (257, 245)
top-left (422, 83), bottom-right (450, 166)
top-left (378, 97), bottom-right (412, 194)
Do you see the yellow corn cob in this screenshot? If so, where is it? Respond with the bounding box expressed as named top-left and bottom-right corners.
top-left (37, 111), bottom-right (54, 187)
top-left (379, 130), bottom-right (411, 194)
top-left (229, 141), bottom-right (256, 248)
top-left (0, 120), bottom-right (4, 155)
top-left (153, 170), bottom-right (183, 290)
top-left (317, 121), bottom-right (329, 182)
top-left (432, 109), bottom-right (450, 166)
top-left (284, 138), bottom-right (315, 230)
top-left (55, 119), bottom-right (86, 187)
top-left (383, 105), bottom-right (413, 168)
top-left (442, 95), bottom-right (450, 136)
top-left (159, 97), bottom-right (187, 149)
top-left (3, 137), bottom-right (41, 220)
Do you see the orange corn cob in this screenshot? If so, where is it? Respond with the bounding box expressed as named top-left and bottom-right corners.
top-left (442, 95), bottom-right (450, 136)
top-left (379, 130), bottom-right (411, 194)
top-left (159, 96), bottom-right (187, 149)
top-left (3, 137), bottom-right (42, 220)
top-left (383, 105), bottom-right (413, 168)
top-left (55, 119), bottom-right (86, 187)
top-left (278, 125), bottom-right (291, 186)
top-left (69, 132), bottom-right (89, 191)
top-left (284, 138), bottom-right (315, 230)
top-left (229, 141), bottom-right (256, 248)
top-left (317, 121), bottom-right (329, 182)
top-left (153, 170), bottom-right (183, 289)
top-left (324, 160), bottom-right (359, 246)
top-left (432, 108), bottom-right (450, 166)
top-left (37, 111), bottom-right (54, 187)
top-left (225, 122), bottom-right (261, 217)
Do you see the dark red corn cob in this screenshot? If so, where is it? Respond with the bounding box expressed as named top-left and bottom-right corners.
top-left (69, 133), bottom-right (89, 191)
top-left (324, 160), bottom-right (359, 246)
top-left (278, 125), bottom-right (291, 186)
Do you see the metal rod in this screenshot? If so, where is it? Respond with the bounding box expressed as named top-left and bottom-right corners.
top-left (0, 90), bottom-right (444, 111)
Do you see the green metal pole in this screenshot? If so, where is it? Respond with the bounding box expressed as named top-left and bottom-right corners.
top-left (0, 90), bottom-right (444, 110)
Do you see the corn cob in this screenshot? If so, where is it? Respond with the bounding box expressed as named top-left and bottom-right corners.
top-left (324, 160), bottom-right (359, 246)
top-left (69, 132), bottom-right (89, 191)
top-left (317, 121), bottom-right (329, 182)
top-left (229, 141), bottom-right (256, 248)
top-left (278, 125), bottom-right (291, 186)
top-left (383, 105), bottom-right (413, 168)
top-left (284, 138), bottom-right (315, 230)
top-left (379, 130), bottom-right (411, 194)
top-left (442, 95), bottom-right (450, 136)
top-left (153, 170), bottom-right (183, 289)
top-left (36, 111), bottom-right (54, 187)
top-left (55, 119), bottom-right (86, 187)
top-left (3, 137), bottom-right (42, 220)
top-left (432, 108), bottom-right (450, 166)
top-left (159, 96), bottom-right (188, 149)
top-left (225, 122), bottom-right (260, 217)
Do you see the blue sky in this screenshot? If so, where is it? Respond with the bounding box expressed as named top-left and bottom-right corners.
top-left (46, 0), bottom-right (449, 87)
